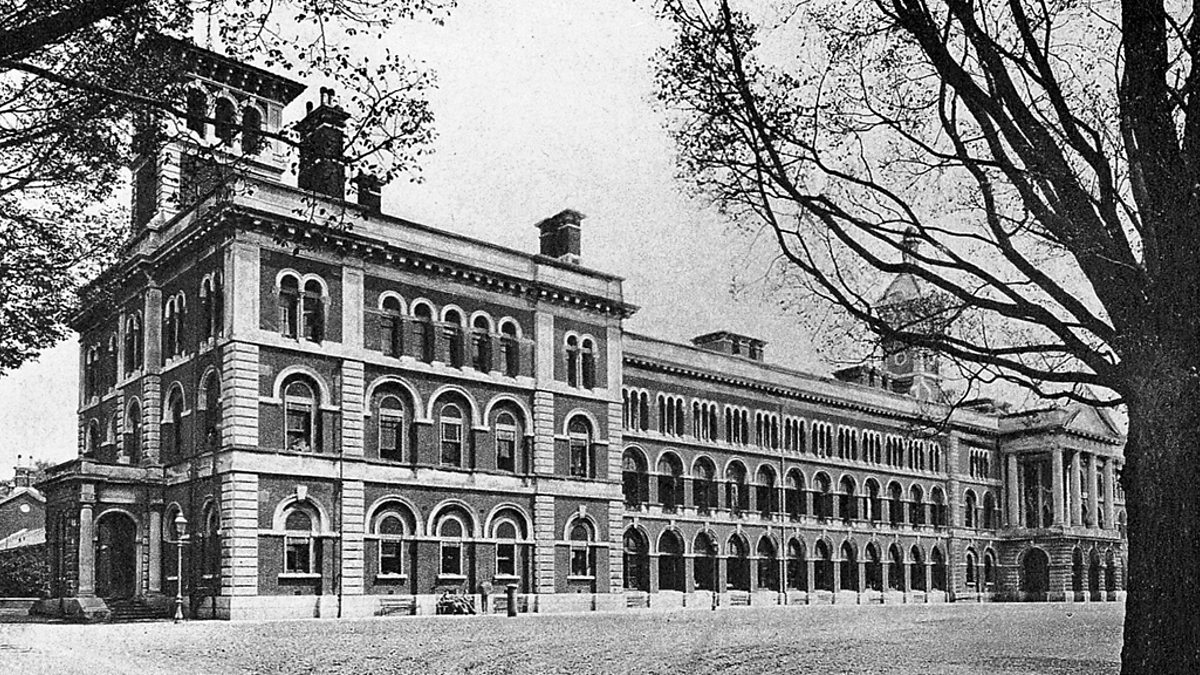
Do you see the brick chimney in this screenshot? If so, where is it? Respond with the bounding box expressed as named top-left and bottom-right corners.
top-left (296, 87), bottom-right (350, 199)
top-left (352, 173), bottom-right (382, 211)
top-left (536, 209), bottom-right (584, 264)
top-left (692, 331), bottom-right (766, 361)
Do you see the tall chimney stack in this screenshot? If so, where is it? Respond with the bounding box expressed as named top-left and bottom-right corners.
top-left (296, 87), bottom-right (350, 199)
top-left (536, 209), bottom-right (584, 264)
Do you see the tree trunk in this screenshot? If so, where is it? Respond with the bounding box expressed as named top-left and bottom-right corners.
top-left (1120, 357), bottom-right (1200, 675)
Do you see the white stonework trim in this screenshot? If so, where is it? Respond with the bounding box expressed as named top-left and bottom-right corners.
top-left (363, 494), bottom-right (424, 536)
top-left (425, 498), bottom-right (480, 537)
top-left (425, 384), bottom-right (482, 426)
top-left (362, 375), bottom-right (424, 420)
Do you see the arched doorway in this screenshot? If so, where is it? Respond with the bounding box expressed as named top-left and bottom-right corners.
top-left (1022, 547), bottom-right (1050, 599)
top-left (95, 511), bottom-right (137, 599)
top-left (658, 530), bottom-right (685, 592)
top-left (814, 540), bottom-right (834, 591)
top-left (623, 529), bottom-right (650, 591)
top-left (1088, 549), bottom-right (1102, 598)
top-left (727, 535), bottom-right (751, 591)
top-left (693, 531), bottom-right (718, 591)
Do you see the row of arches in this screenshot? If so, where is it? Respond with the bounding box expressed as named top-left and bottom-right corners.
top-left (622, 447), bottom-right (976, 528)
top-left (620, 390), bottom-right (948, 473)
top-left (622, 527), bottom-right (956, 594)
top-left (185, 87), bottom-right (266, 155)
top-left (372, 292), bottom-right (526, 375)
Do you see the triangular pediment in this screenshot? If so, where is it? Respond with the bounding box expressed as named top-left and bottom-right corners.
top-left (1063, 403), bottom-right (1121, 439)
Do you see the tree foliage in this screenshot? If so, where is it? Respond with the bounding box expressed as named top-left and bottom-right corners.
top-left (655, 1), bottom-right (1200, 673)
top-left (0, 0), bottom-right (449, 373)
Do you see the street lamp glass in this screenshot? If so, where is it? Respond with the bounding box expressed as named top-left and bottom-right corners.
top-left (174, 512), bottom-right (188, 538)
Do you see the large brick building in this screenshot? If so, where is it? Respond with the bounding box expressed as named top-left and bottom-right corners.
top-left (39, 42), bottom-right (1126, 620)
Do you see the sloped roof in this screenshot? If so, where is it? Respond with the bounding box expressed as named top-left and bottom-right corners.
top-left (0, 487), bottom-right (44, 509)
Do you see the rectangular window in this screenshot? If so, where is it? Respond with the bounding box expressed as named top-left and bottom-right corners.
top-left (441, 422), bottom-right (462, 466)
top-left (496, 543), bottom-right (516, 577)
top-left (285, 536), bottom-right (312, 573)
top-left (281, 295), bottom-right (299, 338)
top-left (440, 542), bottom-right (462, 576)
top-left (302, 296), bottom-right (323, 342)
top-left (287, 407), bottom-right (312, 452)
top-left (379, 415), bottom-right (404, 461)
top-left (381, 315), bottom-right (399, 356)
top-left (570, 546), bottom-right (591, 577)
top-left (380, 540), bottom-right (403, 575)
top-left (496, 432), bottom-right (516, 472)
top-left (569, 440), bottom-right (589, 478)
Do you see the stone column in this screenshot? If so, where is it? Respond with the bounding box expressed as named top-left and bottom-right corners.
top-left (148, 509), bottom-right (162, 593)
top-left (219, 473), bottom-right (260, 600)
top-left (1006, 454), bottom-right (1020, 528)
top-left (831, 555), bottom-right (841, 600)
top-left (78, 502), bottom-right (95, 596)
top-left (532, 495), bottom-right (557, 594)
top-left (1070, 451), bottom-right (1083, 526)
top-left (1103, 458), bottom-right (1116, 530)
top-left (1086, 453), bottom-right (1099, 528)
top-left (341, 480), bottom-right (365, 597)
top-left (857, 560), bottom-right (867, 597)
top-left (924, 564), bottom-right (933, 600)
top-left (1050, 447), bottom-right (1065, 526)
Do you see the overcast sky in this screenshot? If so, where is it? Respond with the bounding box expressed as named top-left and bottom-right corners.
top-left (0, 1), bottom-right (827, 474)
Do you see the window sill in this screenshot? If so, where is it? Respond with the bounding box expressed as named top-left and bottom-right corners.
top-left (375, 574), bottom-right (408, 582)
top-left (437, 574), bottom-right (467, 582)
top-left (278, 572), bottom-right (321, 580)
top-left (566, 575), bottom-right (595, 581)
top-left (492, 574), bottom-right (520, 581)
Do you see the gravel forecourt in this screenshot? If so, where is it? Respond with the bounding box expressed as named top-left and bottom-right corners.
top-left (0, 601), bottom-right (1122, 675)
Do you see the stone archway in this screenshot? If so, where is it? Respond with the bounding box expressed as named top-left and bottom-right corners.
top-left (95, 511), bottom-right (137, 599)
top-left (1021, 547), bottom-right (1050, 600)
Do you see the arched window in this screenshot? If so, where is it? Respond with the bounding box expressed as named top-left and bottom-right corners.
top-left (499, 320), bottom-right (520, 376)
top-left (984, 550), bottom-right (997, 588)
top-left (279, 275), bottom-right (300, 338)
top-left (283, 506), bottom-right (316, 574)
top-left (865, 479), bottom-right (881, 522)
top-left (983, 492), bottom-right (998, 530)
top-left (494, 411), bottom-right (518, 472)
top-left (186, 88), bottom-right (207, 135)
top-left (785, 470), bottom-right (805, 519)
top-left (838, 475), bottom-right (857, 520)
top-left (380, 295), bottom-right (404, 357)
top-left (108, 412), bottom-right (120, 447)
top-left (756, 466), bottom-right (778, 516)
top-left (124, 313), bottom-right (143, 375)
top-left (125, 400), bottom-right (142, 462)
top-left (813, 473), bottom-right (833, 520)
top-left (376, 512), bottom-right (407, 576)
top-left (302, 280), bottom-right (324, 342)
top-left (966, 549), bottom-right (978, 588)
top-left (377, 395), bottom-right (406, 462)
top-left (201, 371), bottom-right (221, 452)
top-left (166, 388), bottom-right (184, 458)
top-left (622, 449), bottom-right (648, 507)
top-left (725, 462), bottom-right (749, 515)
top-left (888, 481), bottom-right (905, 525)
top-left (241, 105), bottom-right (263, 155)
top-left (412, 303), bottom-right (435, 363)
top-left (865, 543), bottom-right (882, 591)
top-left (284, 378), bottom-right (319, 452)
top-left (658, 454), bottom-right (683, 513)
top-left (494, 519), bottom-right (520, 578)
top-left (200, 274), bottom-right (224, 340)
top-left (565, 335), bottom-right (580, 387)
top-left (214, 98), bottom-right (237, 145)
top-left (443, 309), bottom-right (465, 368)
top-left (1072, 547), bottom-right (1084, 594)
top-left (200, 502), bottom-right (220, 583)
top-left (581, 338), bottom-right (596, 389)
top-left (964, 490), bottom-right (978, 528)
top-left (568, 416), bottom-right (593, 478)
top-left (85, 420), bottom-right (101, 456)
top-left (887, 545), bottom-right (904, 590)
top-left (471, 315), bottom-right (492, 371)
top-left (693, 457), bottom-right (717, 514)
top-left (930, 487), bottom-right (947, 527)
top-left (569, 521), bottom-right (594, 577)
top-left (624, 529), bottom-right (651, 591)
top-left (437, 515), bottom-right (467, 577)
top-left (909, 485), bottom-right (925, 525)
top-left (439, 403), bottom-right (464, 467)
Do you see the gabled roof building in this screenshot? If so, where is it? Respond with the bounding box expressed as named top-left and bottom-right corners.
top-left (38, 42), bottom-right (1125, 621)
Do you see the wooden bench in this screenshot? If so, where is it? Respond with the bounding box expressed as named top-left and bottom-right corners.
top-left (625, 592), bottom-right (650, 609)
top-left (376, 596), bottom-right (417, 617)
top-left (728, 591), bottom-right (751, 607)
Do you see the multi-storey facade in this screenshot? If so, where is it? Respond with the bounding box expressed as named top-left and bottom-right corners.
top-left (38, 42), bottom-right (1126, 621)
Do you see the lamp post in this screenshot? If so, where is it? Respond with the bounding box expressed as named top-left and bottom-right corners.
top-left (174, 511), bottom-right (188, 623)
